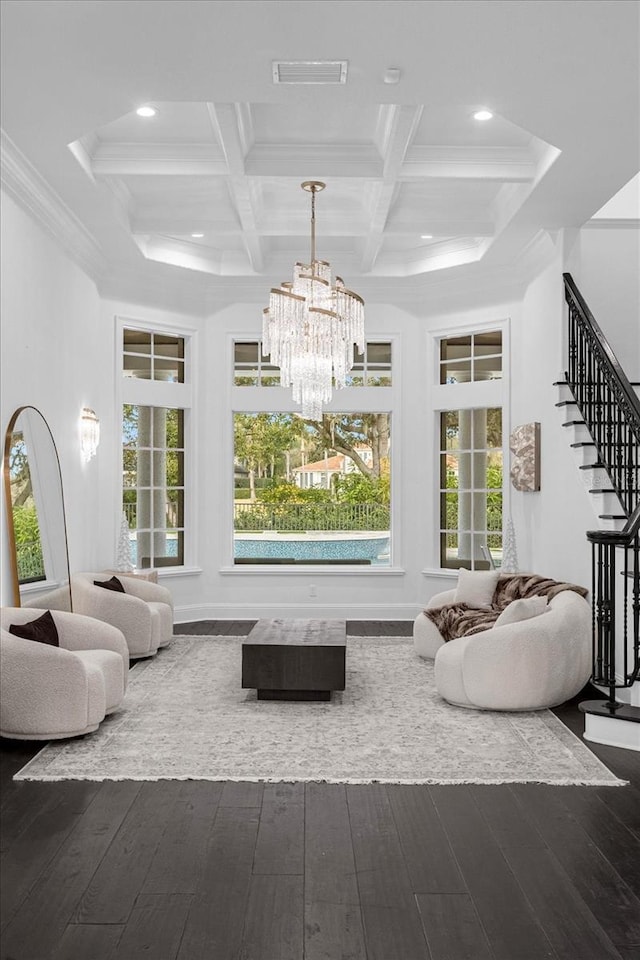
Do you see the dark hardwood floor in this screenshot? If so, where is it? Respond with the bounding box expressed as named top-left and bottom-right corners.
top-left (1, 621), bottom-right (639, 960)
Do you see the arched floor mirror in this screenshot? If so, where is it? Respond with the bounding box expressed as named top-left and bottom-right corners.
top-left (3, 406), bottom-right (72, 610)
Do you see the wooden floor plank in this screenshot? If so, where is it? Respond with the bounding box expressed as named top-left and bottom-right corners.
top-left (177, 804), bottom-right (260, 960)
top-left (50, 923), bottom-right (124, 960)
top-left (511, 783), bottom-right (640, 948)
top-left (305, 782), bottom-right (361, 904)
top-left (360, 904), bottom-right (432, 960)
top-left (347, 784), bottom-right (419, 906)
top-left (347, 784), bottom-right (430, 958)
top-left (387, 784), bottom-right (466, 893)
top-left (304, 782), bottom-right (366, 960)
top-left (1, 781), bottom-right (141, 960)
top-left (615, 946), bottom-right (640, 960)
top-left (415, 893), bottom-right (494, 960)
top-left (219, 779), bottom-right (264, 808)
top-left (554, 786), bottom-right (640, 897)
top-left (252, 782), bottom-right (304, 876)
top-left (113, 893), bottom-right (192, 960)
top-left (429, 785), bottom-right (557, 960)
top-left (238, 874), bottom-right (304, 960)
top-left (0, 781), bottom-right (102, 932)
top-left (73, 780), bottom-right (183, 925)
top-left (473, 785), bottom-right (624, 960)
top-left (304, 901), bottom-right (367, 960)
top-left (140, 780), bottom-right (223, 896)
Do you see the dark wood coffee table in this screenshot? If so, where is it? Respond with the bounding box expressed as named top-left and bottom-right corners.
top-left (241, 619), bottom-right (346, 701)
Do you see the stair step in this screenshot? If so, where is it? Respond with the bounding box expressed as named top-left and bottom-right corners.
top-left (552, 380), bottom-right (569, 387)
top-left (580, 701), bottom-right (640, 723)
top-left (555, 400), bottom-right (578, 407)
top-left (598, 514), bottom-right (628, 520)
top-left (588, 488), bottom-right (617, 494)
top-left (562, 420), bottom-right (586, 427)
top-left (579, 462), bottom-right (606, 470)
top-left (580, 700), bottom-right (640, 751)
top-left (570, 441), bottom-right (595, 448)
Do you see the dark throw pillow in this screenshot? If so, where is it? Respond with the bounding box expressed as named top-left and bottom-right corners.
top-left (9, 609), bottom-right (59, 646)
top-left (93, 575), bottom-right (126, 593)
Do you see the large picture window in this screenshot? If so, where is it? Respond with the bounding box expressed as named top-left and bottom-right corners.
top-left (439, 408), bottom-right (502, 569)
top-left (233, 412), bottom-right (391, 566)
top-left (122, 405), bottom-right (185, 568)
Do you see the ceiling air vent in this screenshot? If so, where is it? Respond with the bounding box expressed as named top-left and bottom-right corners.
top-left (272, 60), bottom-right (348, 85)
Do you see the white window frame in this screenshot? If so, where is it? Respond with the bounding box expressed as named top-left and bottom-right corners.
top-left (428, 317), bottom-right (510, 572)
top-left (224, 333), bottom-right (401, 574)
top-left (115, 316), bottom-right (197, 575)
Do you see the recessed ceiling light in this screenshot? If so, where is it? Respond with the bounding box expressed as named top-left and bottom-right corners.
top-left (421, 234), bottom-right (433, 239)
top-left (191, 233), bottom-right (204, 239)
top-left (473, 110), bottom-right (493, 121)
top-left (136, 105), bottom-right (156, 118)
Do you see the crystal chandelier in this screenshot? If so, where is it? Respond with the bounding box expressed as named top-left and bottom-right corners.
top-left (262, 181), bottom-right (365, 420)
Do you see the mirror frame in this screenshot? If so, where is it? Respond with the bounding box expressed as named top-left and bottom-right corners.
top-left (3, 405), bottom-right (72, 608)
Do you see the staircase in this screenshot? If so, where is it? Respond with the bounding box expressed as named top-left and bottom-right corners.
top-left (560, 273), bottom-right (640, 751)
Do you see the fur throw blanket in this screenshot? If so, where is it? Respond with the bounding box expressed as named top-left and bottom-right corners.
top-left (423, 574), bottom-right (588, 644)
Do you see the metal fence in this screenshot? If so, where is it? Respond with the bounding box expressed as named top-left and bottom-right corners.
top-left (233, 501), bottom-right (390, 532)
top-left (17, 541), bottom-right (45, 582)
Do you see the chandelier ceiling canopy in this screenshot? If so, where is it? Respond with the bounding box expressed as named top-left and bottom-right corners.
top-left (262, 181), bottom-right (365, 420)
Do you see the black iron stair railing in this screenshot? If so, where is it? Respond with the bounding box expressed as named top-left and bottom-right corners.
top-left (563, 273), bottom-right (640, 710)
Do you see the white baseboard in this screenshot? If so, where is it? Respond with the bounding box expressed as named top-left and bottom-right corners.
top-left (174, 601), bottom-right (420, 622)
top-left (583, 714), bottom-right (640, 752)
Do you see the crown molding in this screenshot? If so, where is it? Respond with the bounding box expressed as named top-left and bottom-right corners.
top-left (583, 218), bottom-right (640, 230)
top-left (1, 128), bottom-right (107, 282)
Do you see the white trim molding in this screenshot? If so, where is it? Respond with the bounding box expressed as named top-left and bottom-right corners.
top-left (0, 128), bottom-right (107, 282)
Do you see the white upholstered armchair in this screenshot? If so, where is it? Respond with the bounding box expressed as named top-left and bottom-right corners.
top-left (414, 587), bottom-right (591, 711)
top-left (0, 607), bottom-right (129, 740)
top-left (71, 572), bottom-right (173, 659)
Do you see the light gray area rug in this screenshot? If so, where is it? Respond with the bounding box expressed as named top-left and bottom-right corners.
top-left (16, 636), bottom-right (623, 784)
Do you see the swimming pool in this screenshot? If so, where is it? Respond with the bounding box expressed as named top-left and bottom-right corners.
top-left (234, 531), bottom-right (390, 563)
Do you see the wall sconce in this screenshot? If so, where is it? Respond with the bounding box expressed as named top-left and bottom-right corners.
top-left (80, 407), bottom-right (100, 462)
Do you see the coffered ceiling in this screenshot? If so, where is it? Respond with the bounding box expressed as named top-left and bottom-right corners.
top-left (1, 1), bottom-right (638, 313)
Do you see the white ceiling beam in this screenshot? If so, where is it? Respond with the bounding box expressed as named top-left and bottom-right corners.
top-left (384, 219), bottom-right (495, 237)
top-left (131, 217), bottom-right (241, 236)
top-left (401, 146), bottom-right (536, 181)
top-left (245, 143), bottom-right (382, 179)
top-left (207, 103), bottom-right (263, 271)
top-left (360, 105), bottom-right (423, 272)
top-left (91, 141), bottom-right (227, 176)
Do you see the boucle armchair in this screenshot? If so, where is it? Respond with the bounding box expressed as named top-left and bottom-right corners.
top-left (414, 583), bottom-right (591, 711)
top-left (71, 572), bottom-right (173, 659)
top-left (0, 608), bottom-right (128, 740)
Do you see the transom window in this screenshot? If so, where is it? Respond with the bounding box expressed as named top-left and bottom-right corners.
top-left (234, 341), bottom-right (392, 387)
top-left (439, 407), bottom-right (503, 570)
top-left (123, 329), bottom-right (185, 383)
top-left (440, 330), bottom-right (502, 384)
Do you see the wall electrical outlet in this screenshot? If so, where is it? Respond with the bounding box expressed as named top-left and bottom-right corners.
top-left (309, 584), bottom-right (317, 597)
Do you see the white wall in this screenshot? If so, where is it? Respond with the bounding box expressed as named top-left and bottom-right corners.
top-left (510, 245), bottom-right (595, 590)
top-left (0, 190), bottom-right (106, 602)
top-left (566, 225), bottom-right (640, 381)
